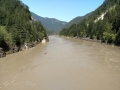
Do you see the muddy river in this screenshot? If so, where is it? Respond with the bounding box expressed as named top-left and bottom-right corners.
top-left (0, 35), bottom-right (120, 90)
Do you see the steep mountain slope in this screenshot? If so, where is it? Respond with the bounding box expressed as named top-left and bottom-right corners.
top-left (64, 12), bottom-right (92, 28)
top-left (31, 12), bottom-right (67, 31)
top-left (60, 0), bottom-right (120, 45)
top-left (0, 0), bottom-right (47, 51)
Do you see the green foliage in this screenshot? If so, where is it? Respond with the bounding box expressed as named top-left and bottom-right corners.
top-left (59, 0), bottom-right (120, 45)
top-left (102, 32), bottom-right (116, 43)
top-left (0, 26), bottom-right (13, 45)
top-left (64, 12), bottom-right (92, 28)
top-left (115, 29), bottom-right (120, 45)
top-left (0, 0), bottom-right (47, 50)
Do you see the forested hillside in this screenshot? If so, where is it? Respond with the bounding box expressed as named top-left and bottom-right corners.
top-left (0, 0), bottom-right (47, 51)
top-left (31, 12), bottom-right (67, 31)
top-left (60, 0), bottom-right (120, 45)
top-left (63, 12), bottom-right (92, 28)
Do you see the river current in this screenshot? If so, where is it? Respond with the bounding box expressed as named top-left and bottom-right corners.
top-left (0, 35), bottom-right (120, 90)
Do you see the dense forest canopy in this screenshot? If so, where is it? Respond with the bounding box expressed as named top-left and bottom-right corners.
top-left (59, 0), bottom-right (120, 45)
top-left (0, 0), bottom-right (47, 51)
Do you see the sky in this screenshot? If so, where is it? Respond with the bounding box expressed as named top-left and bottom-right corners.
top-left (21, 0), bottom-right (105, 22)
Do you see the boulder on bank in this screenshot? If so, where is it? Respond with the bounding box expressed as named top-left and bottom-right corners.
top-left (46, 38), bottom-right (49, 42)
top-left (0, 48), bottom-right (6, 58)
top-left (10, 45), bottom-right (22, 54)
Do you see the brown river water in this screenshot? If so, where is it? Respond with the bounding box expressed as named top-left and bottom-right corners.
top-left (0, 35), bottom-right (120, 90)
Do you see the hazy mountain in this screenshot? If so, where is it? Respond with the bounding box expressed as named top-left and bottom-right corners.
top-left (31, 12), bottom-right (67, 31)
top-left (64, 12), bottom-right (92, 28)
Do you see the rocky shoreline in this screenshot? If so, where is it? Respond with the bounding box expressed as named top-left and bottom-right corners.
top-left (65, 36), bottom-right (120, 49)
top-left (0, 38), bottom-right (49, 58)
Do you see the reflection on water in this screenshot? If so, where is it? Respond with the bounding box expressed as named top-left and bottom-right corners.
top-left (0, 35), bottom-right (120, 90)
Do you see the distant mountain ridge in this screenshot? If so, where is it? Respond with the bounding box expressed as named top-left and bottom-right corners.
top-left (31, 12), bottom-right (67, 31)
top-left (64, 12), bottom-right (92, 28)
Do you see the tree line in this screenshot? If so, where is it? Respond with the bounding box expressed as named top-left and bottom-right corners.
top-left (0, 0), bottom-right (47, 51)
top-left (59, 0), bottom-right (120, 45)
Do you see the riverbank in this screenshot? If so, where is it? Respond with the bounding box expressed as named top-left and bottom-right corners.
top-left (62, 36), bottom-right (120, 49)
top-left (0, 38), bottom-right (49, 58)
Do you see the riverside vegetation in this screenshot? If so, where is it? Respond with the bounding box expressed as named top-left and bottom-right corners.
top-left (59, 0), bottom-right (120, 45)
top-left (0, 0), bottom-right (48, 57)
